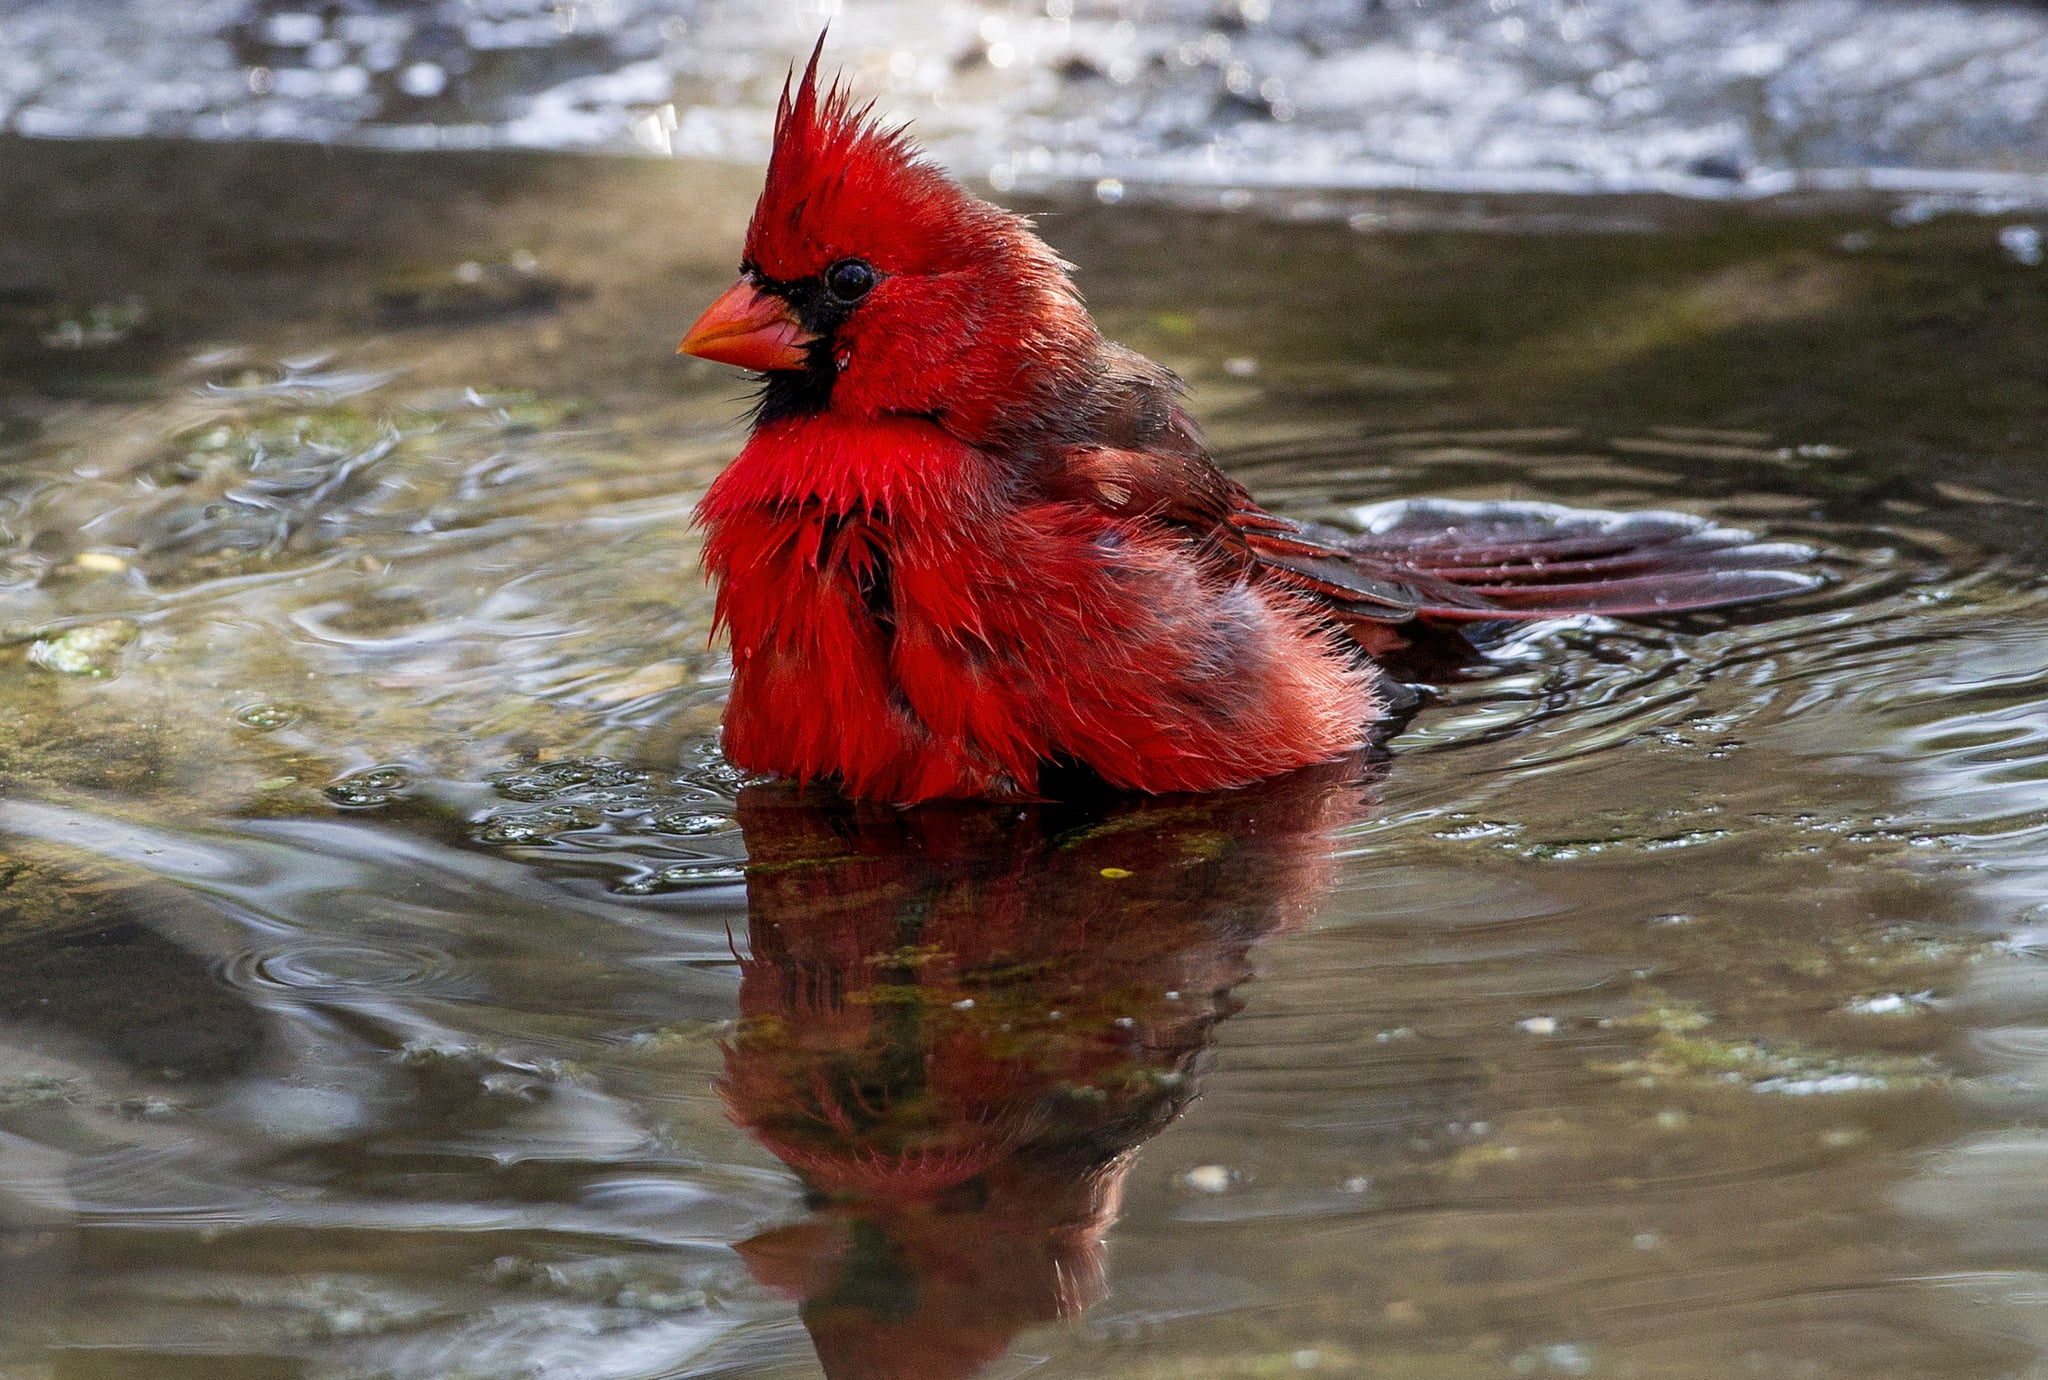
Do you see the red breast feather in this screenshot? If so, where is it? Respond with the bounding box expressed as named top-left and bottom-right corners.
top-left (700, 415), bottom-right (1375, 801)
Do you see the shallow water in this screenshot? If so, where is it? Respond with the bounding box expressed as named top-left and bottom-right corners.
top-left (5, 139), bottom-right (2048, 1378)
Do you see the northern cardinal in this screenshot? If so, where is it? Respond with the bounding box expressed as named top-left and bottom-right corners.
top-left (682, 39), bottom-right (1818, 804)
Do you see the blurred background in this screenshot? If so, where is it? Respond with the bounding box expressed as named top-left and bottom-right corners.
top-left (8, 0), bottom-right (2048, 203)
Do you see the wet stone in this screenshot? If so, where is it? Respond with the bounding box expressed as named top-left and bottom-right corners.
top-left (26, 619), bottom-right (138, 676)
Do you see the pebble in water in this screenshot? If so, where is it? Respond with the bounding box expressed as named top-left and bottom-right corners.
top-left (27, 619), bottom-right (138, 676)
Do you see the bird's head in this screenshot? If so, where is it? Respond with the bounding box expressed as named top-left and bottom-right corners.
top-left (679, 36), bottom-right (1100, 448)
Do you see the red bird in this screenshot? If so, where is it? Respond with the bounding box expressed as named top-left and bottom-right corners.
top-left (682, 40), bottom-right (1817, 805)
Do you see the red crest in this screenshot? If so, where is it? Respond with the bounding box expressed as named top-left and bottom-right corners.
top-left (744, 33), bottom-right (1009, 280)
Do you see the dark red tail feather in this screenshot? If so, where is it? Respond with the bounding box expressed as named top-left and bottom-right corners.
top-left (1241, 498), bottom-right (1824, 626)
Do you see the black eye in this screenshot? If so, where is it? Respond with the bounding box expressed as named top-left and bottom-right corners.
top-left (825, 258), bottom-right (877, 302)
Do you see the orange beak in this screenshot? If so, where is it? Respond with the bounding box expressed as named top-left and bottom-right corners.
top-left (678, 279), bottom-right (816, 372)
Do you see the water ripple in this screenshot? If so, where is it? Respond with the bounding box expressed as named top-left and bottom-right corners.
top-left (223, 938), bottom-right (458, 995)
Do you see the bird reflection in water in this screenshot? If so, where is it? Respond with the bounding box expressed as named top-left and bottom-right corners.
top-left (718, 761), bottom-right (1377, 1379)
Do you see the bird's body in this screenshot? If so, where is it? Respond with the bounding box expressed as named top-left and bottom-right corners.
top-left (701, 410), bottom-right (1373, 800)
top-left (683, 41), bottom-right (1817, 804)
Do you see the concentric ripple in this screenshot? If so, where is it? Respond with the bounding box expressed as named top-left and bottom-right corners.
top-left (223, 938), bottom-right (458, 995)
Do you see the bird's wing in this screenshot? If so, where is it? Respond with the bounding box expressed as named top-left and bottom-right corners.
top-left (1046, 351), bottom-right (1820, 627)
top-left (1051, 443), bottom-right (1472, 624)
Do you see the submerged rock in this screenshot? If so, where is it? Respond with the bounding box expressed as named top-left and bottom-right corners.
top-left (26, 619), bottom-right (137, 677)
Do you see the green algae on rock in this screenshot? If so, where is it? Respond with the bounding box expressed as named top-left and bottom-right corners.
top-left (26, 618), bottom-right (137, 676)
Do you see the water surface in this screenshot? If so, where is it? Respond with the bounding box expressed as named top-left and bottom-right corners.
top-left (3, 139), bottom-right (2048, 1378)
